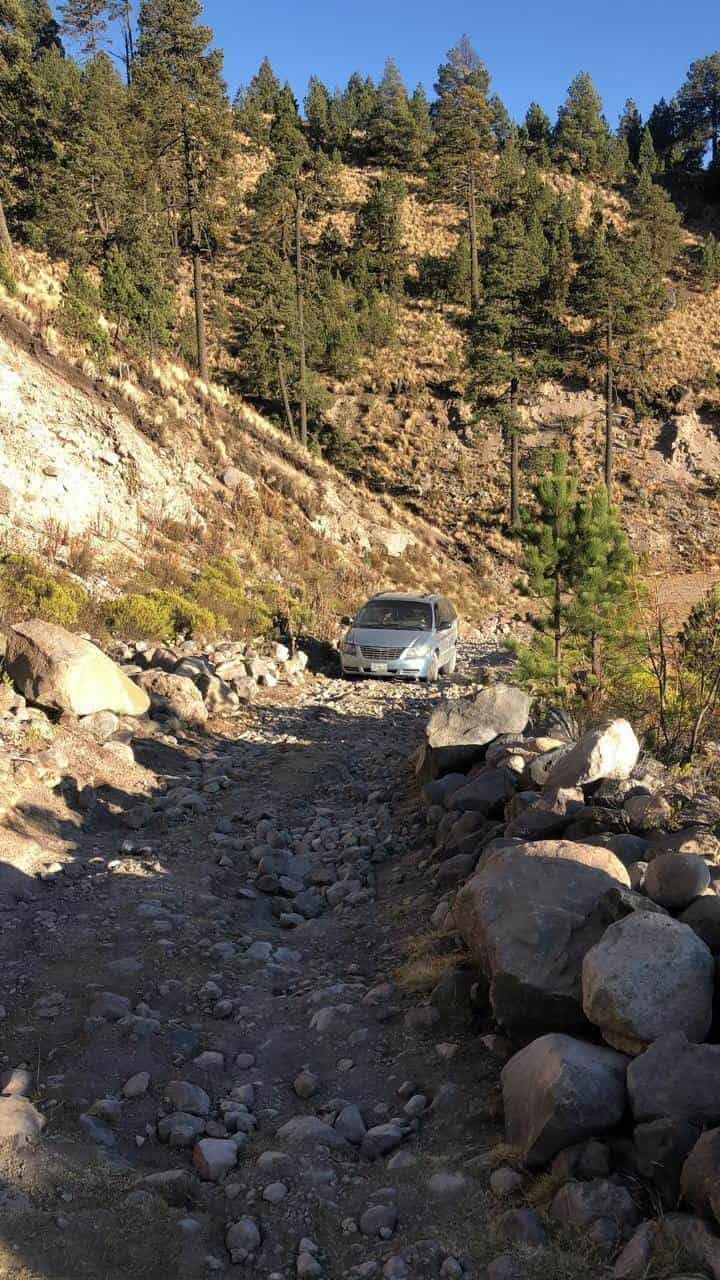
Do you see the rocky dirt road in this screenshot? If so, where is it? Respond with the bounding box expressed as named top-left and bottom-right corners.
top-left (1, 641), bottom-right (580, 1280)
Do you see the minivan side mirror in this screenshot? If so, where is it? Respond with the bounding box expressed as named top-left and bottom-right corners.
top-left (340, 615), bottom-right (352, 626)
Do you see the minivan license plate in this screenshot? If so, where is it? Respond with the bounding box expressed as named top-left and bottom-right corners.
top-left (370, 662), bottom-right (388, 673)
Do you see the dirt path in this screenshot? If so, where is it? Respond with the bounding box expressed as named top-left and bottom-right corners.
top-left (0, 643), bottom-right (562, 1280)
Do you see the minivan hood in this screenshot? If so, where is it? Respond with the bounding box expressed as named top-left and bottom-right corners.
top-left (349, 627), bottom-right (427, 650)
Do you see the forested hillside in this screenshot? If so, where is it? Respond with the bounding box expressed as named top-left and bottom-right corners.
top-left (3, 0), bottom-right (720, 606)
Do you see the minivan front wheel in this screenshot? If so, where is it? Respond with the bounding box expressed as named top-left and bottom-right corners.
top-left (441, 648), bottom-right (457, 676)
top-left (424, 653), bottom-right (440, 683)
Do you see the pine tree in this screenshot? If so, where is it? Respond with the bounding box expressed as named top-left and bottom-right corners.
top-left (234, 55), bottom-right (281, 143)
top-left (518, 451), bottom-right (579, 691)
top-left (647, 96), bottom-right (683, 174)
top-left (617, 98), bottom-right (643, 166)
top-left (517, 454), bottom-right (635, 700)
top-left (637, 125), bottom-right (658, 174)
top-left (430, 35), bottom-right (494, 309)
top-left (553, 71), bottom-right (611, 174)
top-left (352, 172), bottom-right (407, 295)
top-left (630, 167), bottom-right (682, 273)
top-left (571, 218), bottom-right (668, 491)
top-left (677, 53), bottom-right (720, 167)
top-left (468, 148), bottom-right (567, 527)
top-left (0, 0), bottom-right (65, 253)
top-left (305, 74), bottom-right (330, 149)
top-left (341, 71), bottom-right (377, 161)
top-left (59, 0), bottom-right (109, 57)
top-left (409, 83), bottom-right (432, 162)
top-left (366, 58), bottom-right (426, 168)
top-left (521, 101), bottom-right (551, 160)
top-left (251, 86), bottom-right (338, 445)
top-left (135, 0), bottom-right (228, 381)
top-left (567, 484), bottom-right (635, 681)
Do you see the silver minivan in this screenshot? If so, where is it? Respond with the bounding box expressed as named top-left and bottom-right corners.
top-left (339, 592), bottom-right (459, 681)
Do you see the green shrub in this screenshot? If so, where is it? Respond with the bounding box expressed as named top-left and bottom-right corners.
top-left (0, 253), bottom-right (17, 295)
top-left (56, 267), bottom-right (110, 367)
top-left (104, 589), bottom-right (222, 642)
top-left (0, 553), bottom-right (90, 628)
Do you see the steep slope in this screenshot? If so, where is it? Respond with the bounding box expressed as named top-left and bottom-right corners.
top-left (0, 257), bottom-right (492, 635)
top-left (225, 150), bottom-right (720, 590)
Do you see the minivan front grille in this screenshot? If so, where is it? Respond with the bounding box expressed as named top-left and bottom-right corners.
top-left (361, 645), bottom-right (405, 661)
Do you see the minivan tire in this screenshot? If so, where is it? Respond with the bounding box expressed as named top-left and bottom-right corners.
top-left (442, 648), bottom-right (457, 675)
top-left (424, 653), bottom-right (440, 682)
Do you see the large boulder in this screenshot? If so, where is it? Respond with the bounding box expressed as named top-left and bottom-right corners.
top-left (417, 684), bottom-right (531, 779)
top-left (504, 786), bottom-right (585, 839)
top-left (643, 852), bottom-right (710, 911)
top-left (6, 619), bottom-right (150, 717)
top-left (582, 914), bottom-right (714, 1055)
top-left (455, 840), bottom-right (630, 1037)
top-left (501, 1033), bottom-right (629, 1168)
top-left (135, 670), bottom-right (208, 727)
top-left (446, 768), bottom-right (515, 816)
top-left (545, 719), bottom-right (640, 790)
top-left (627, 1031), bottom-right (720, 1125)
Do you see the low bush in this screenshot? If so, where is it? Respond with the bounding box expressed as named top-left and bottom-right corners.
top-left (103, 589), bottom-right (222, 642)
top-left (0, 553), bottom-right (91, 628)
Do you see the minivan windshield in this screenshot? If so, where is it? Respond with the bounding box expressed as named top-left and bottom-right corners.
top-left (355, 600), bottom-right (433, 631)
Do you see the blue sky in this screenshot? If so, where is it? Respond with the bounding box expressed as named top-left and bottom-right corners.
top-left (203, 0), bottom-right (718, 126)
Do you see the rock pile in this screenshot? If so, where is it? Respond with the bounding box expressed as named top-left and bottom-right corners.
top-left (114, 634), bottom-right (310, 721)
top-left (3, 619), bottom-right (309, 730)
top-left (420, 686), bottom-right (720, 1277)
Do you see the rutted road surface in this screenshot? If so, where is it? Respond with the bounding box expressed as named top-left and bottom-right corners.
top-left (0, 640), bottom-right (537, 1280)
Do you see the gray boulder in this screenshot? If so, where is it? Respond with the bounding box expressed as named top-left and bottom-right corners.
top-left (417, 684), bottom-right (531, 779)
top-left (504, 786), bottom-right (585, 839)
top-left (136, 669), bottom-right (208, 727)
top-left (643, 852), bottom-right (710, 911)
top-left (582, 914), bottom-right (714, 1054)
top-left (627, 1031), bottom-right (720, 1125)
top-left (584, 834), bottom-right (649, 866)
top-left (545, 719), bottom-right (640, 790)
top-left (501, 1033), bottom-right (628, 1168)
top-left (6, 619), bottom-right (150, 717)
top-left (549, 1178), bottom-right (640, 1239)
top-left (455, 840), bottom-right (630, 1037)
top-left (447, 768), bottom-right (514, 816)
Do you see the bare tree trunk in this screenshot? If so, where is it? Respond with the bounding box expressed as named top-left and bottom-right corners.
top-left (509, 377), bottom-right (520, 530)
top-left (182, 113), bottom-right (208, 382)
top-left (295, 189), bottom-right (308, 449)
top-left (553, 574), bottom-right (562, 691)
top-left (277, 356), bottom-right (297, 440)
top-left (0, 195), bottom-right (14, 263)
top-left (510, 432), bottom-right (520, 530)
top-left (468, 167), bottom-right (480, 310)
top-left (604, 307), bottom-right (613, 493)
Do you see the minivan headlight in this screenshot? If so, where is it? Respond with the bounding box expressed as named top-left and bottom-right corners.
top-left (407, 641), bottom-right (430, 658)
top-left (341, 636), bottom-right (358, 654)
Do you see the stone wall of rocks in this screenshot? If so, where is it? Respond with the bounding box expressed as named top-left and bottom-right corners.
top-left (418, 684), bottom-right (720, 1279)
